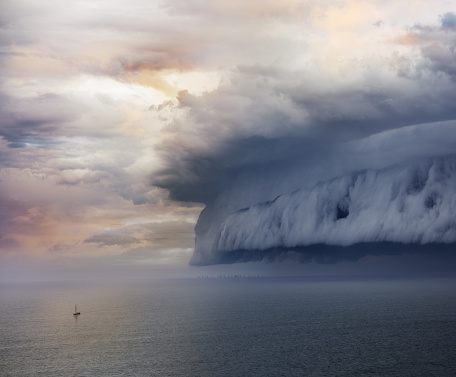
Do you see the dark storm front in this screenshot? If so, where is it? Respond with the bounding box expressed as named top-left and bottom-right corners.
top-left (1, 277), bottom-right (455, 377)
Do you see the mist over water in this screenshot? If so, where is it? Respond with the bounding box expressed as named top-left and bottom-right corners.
top-left (1, 276), bottom-right (455, 376)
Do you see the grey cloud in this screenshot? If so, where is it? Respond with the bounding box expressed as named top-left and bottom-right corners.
top-left (0, 235), bottom-right (18, 249)
top-left (441, 12), bottom-right (456, 28)
top-left (84, 221), bottom-right (196, 252)
top-left (119, 246), bottom-right (191, 262)
top-left (0, 196), bottom-right (29, 245)
top-left (56, 169), bottom-right (111, 186)
top-left (1, 0), bottom-right (310, 84)
top-left (200, 243), bottom-right (456, 266)
top-left (3, 2), bottom-right (456, 268)
top-left (150, 14), bottom-right (456, 265)
top-left (0, 92), bottom-right (84, 147)
top-left (397, 12), bottom-right (456, 81)
top-left (154, 58), bottom-right (456, 205)
top-left (85, 233), bottom-right (140, 247)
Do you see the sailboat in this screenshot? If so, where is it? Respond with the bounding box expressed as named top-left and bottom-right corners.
top-left (73, 305), bottom-right (81, 316)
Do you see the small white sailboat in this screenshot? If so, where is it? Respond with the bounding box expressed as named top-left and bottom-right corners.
top-left (73, 305), bottom-right (81, 316)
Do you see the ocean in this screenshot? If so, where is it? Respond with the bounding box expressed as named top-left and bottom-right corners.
top-left (1, 276), bottom-right (455, 376)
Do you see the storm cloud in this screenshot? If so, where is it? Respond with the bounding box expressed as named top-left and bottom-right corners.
top-left (2, 0), bottom-right (456, 276)
top-left (151, 12), bottom-right (456, 265)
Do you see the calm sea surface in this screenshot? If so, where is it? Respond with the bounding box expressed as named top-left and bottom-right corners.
top-left (1, 276), bottom-right (455, 376)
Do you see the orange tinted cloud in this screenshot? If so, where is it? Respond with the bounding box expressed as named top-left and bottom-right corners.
top-left (394, 32), bottom-right (424, 45)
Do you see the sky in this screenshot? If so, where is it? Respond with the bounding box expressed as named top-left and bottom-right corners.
top-left (1, 0), bottom-right (456, 281)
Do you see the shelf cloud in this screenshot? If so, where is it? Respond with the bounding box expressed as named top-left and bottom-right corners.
top-left (151, 11), bottom-right (456, 265)
top-left (1, 0), bottom-right (455, 275)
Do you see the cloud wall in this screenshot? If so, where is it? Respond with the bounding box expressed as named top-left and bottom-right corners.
top-left (191, 152), bottom-right (456, 264)
top-left (147, 11), bottom-right (456, 265)
top-left (2, 0), bottom-right (456, 273)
